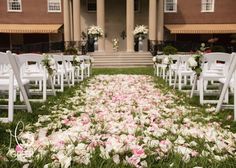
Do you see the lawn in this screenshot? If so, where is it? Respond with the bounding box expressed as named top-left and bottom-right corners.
top-left (0, 67), bottom-right (236, 168)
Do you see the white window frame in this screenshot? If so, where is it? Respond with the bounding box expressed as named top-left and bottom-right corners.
top-left (7, 0), bottom-right (22, 12)
top-left (201, 0), bottom-right (215, 12)
top-left (164, 0), bottom-right (177, 13)
top-left (48, 0), bottom-right (61, 13)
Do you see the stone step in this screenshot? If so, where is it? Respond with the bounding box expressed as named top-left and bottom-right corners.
top-left (94, 62), bottom-right (153, 66)
top-left (90, 52), bottom-right (153, 67)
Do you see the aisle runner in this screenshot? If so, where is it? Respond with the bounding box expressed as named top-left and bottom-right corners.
top-left (9, 75), bottom-right (236, 167)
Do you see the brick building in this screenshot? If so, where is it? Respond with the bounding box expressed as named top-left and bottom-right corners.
top-left (0, 0), bottom-right (235, 53)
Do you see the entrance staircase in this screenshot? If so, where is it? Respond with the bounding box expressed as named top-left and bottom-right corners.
top-left (90, 52), bottom-right (153, 68)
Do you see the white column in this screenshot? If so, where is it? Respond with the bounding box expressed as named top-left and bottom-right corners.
top-left (126, 0), bottom-right (134, 52)
top-left (157, 0), bottom-right (164, 43)
top-left (149, 0), bottom-right (157, 41)
top-left (73, 0), bottom-right (81, 48)
top-left (69, 0), bottom-right (73, 41)
top-left (97, 0), bottom-right (105, 52)
top-left (63, 0), bottom-right (71, 47)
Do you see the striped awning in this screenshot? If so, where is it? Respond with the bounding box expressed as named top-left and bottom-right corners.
top-left (0, 24), bottom-right (62, 33)
top-left (165, 24), bottom-right (236, 34)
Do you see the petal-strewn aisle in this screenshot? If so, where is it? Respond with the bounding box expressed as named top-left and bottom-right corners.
top-left (8, 75), bottom-right (236, 167)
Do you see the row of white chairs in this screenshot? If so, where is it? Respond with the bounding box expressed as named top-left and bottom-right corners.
top-left (0, 51), bottom-right (93, 122)
top-left (154, 52), bottom-right (236, 120)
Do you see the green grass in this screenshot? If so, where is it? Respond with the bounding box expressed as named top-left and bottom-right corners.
top-left (0, 67), bottom-right (236, 168)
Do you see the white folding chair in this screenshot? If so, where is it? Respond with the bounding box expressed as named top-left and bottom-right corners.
top-left (173, 55), bottom-right (194, 90)
top-left (216, 53), bottom-right (236, 120)
top-left (52, 54), bottom-right (71, 92)
top-left (154, 55), bottom-right (167, 79)
top-left (0, 51), bottom-right (32, 123)
top-left (168, 55), bottom-right (180, 86)
top-left (80, 55), bottom-right (92, 78)
top-left (17, 53), bottom-right (48, 101)
top-left (63, 55), bottom-right (82, 82)
top-left (199, 52), bottom-right (232, 104)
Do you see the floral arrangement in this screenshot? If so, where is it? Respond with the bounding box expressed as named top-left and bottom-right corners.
top-left (72, 55), bottom-right (82, 69)
top-left (187, 43), bottom-right (206, 77)
top-left (152, 56), bottom-right (161, 64)
top-left (133, 25), bottom-right (148, 38)
top-left (152, 56), bottom-right (157, 63)
top-left (112, 38), bottom-right (119, 51)
top-left (187, 54), bottom-right (203, 77)
top-left (88, 25), bottom-right (104, 38)
top-left (162, 56), bottom-right (173, 70)
top-left (41, 54), bottom-right (56, 76)
top-left (5, 75), bottom-right (236, 167)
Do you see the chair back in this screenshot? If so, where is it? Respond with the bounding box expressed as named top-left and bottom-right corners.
top-left (6, 51), bottom-right (32, 112)
top-left (203, 52), bottom-right (232, 75)
top-left (17, 53), bottom-right (44, 66)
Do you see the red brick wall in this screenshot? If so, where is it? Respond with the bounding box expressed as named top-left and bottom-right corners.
top-left (0, 0), bottom-right (63, 24)
top-left (164, 0), bottom-right (236, 24)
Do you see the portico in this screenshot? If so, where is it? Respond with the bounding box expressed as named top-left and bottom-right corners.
top-left (63, 0), bottom-right (164, 52)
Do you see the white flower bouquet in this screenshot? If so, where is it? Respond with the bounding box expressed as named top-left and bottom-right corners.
top-left (41, 54), bottom-right (56, 76)
top-left (112, 38), bottom-right (119, 51)
top-left (133, 25), bottom-right (148, 38)
top-left (187, 54), bottom-right (203, 77)
top-left (88, 25), bottom-right (104, 38)
top-left (72, 55), bottom-right (82, 69)
top-left (187, 43), bottom-right (206, 77)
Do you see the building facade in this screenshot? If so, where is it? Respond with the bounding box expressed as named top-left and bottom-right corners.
top-left (0, 0), bottom-right (235, 53)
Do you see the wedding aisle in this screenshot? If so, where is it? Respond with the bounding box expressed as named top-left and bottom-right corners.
top-left (3, 75), bottom-right (236, 168)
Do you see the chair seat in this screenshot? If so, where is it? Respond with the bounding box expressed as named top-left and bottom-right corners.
top-left (219, 78), bottom-right (234, 88)
top-left (0, 78), bottom-right (29, 89)
top-left (22, 72), bottom-right (45, 79)
top-left (177, 70), bottom-right (194, 75)
top-left (202, 73), bottom-right (224, 79)
top-left (156, 64), bottom-right (167, 68)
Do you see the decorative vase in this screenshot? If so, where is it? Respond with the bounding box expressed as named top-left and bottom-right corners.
top-left (138, 36), bottom-right (143, 52)
top-left (94, 36), bottom-right (98, 51)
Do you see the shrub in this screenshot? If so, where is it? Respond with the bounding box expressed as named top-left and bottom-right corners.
top-left (163, 45), bottom-right (178, 55)
top-left (64, 47), bottom-right (78, 55)
top-left (211, 45), bottom-right (226, 52)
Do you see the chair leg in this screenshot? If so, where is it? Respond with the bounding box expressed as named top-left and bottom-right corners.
top-left (173, 73), bottom-right (177, 89)
top-left (43, 77), bottom-right (47, 101)
top-left (81, 69), bottom-right (84, 81)
top-left (162, 68), bottom-right (166, 79)
top-left (169, 70), bottom-right (172, 86)
top-left (156, 66), bottom-right (159, 77)
top-left (234, 85), bottom-right (236, 120)
top-left (60, 74), bottom-right (64, 92)
top-left (8, 74), bottom-right (14, 122)
top-left (234, 72), bottom-right (236, 120)
top-left (39, 80), bottom-right (42, 91)
top-left (200, 78), bottom-right (204, 105)
top-left (14, 89), bottom-right (16, 102)
top-left (178, 74), bottom-right (182, 90)
top-left (72, 71), bottom-right (75, 85)
top-left (88, 66), bottom-right (90, 77)
top-left (184, 76), bottom-right (187, 85)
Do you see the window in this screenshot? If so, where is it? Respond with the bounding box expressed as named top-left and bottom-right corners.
top-left (48, 0), bottom-right (61, 12)
top-left (8, 0), bottom-right (22, 12)
top-left (134, 0), bottom-right (141, 12)
top-left (164, 0), bottom-right (177, 13)
top-left (87, 0), bottom-right (96, 12)
top-left (201, 0), bottom-right (214, 12)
